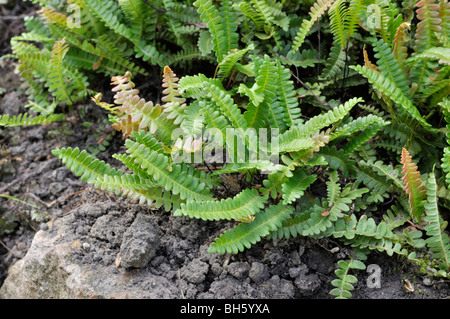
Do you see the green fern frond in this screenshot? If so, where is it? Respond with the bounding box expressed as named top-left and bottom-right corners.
top-left (83, 0), bottom-right (135, 40)
top-left (117, 0), bottom-right (147, 38)
top-left (93, 171), bottom-right (182, 211)
top-left (194, 0), bottom-right (238, 62)
top-left (319, 43), bottom-right (346, 80)
top-left (218, 0), bottom-right (239, 54)
top-left (291, 0), bottom-right (336, 54)
top-left (342, 122), bottom-right (385, 154)
top-left (275, 59), bottom-right (303, 128)
top-left (244, 55), bottom-right (282, 130)
top-left (356, 159), bottom-right (403, 198)
top-left (0, 113), bottom-right (65, 127)
top-left (423, 170), bottom-right (450, 271)
top-left (411, 47), bottom-right (450, 66)
top-left (317, 146), bottom-right (356, 177)
top-left (212, 161), bottom-right (286, 176)
top-left (203, 82), bottom-right (247, 129)
top-left (174, 189), bottom-right (268, 221)
top-left (440, 0), bottom-right (450, 46)
top-left (260, 167), bottom-right (293, 199)
top-left (345, 0), bottom-right (366, 42)
top-left (134, 40), bottom-right (167, 66)
top-left (52, 147), bottom-right (118, 183)
top-left (281, 170), bottom-right (317, 205)
top-left (178, 73), bottom-right (224, 99)
top-left (330, 259), bottom-right (366, 299)
top-left (125, 139), bottom-right (213, 202)
top-left (279, 97), bottom-right (363, 150)
top-left (350, 65), bottom-right (432, 129)
top-left (370, 37), bottom-right (411, 99)
top-left (329, 0), bottom-right (348, 48)
top-left (209, 203), bottom-right (294, 254)
top-left (48, 38), bottom-right (87, 105)
top-left (441, 98), bottom-right (450, 184)
top-left (216, 45), bottom-right (253, 80)
top-left (237, 0), bottom-right (265, 32)
top-left (330, 114), bottom-right (389, 141)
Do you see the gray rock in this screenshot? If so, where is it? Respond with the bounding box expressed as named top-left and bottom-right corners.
top-left (288, 264), bottom-right (308, 279)
top-left (304, 249), bottom-right (334, 274)
top-left (0, 208), bottom-right (177, 299)
top-left (249, 262), bottom-right (270, 283)
top-left (227, 262), bottom-right (250, 280)
top-left (295, 273), bottom-right (321, 296)
top-left (1, 91), bottom-right (21, 116)
top-left (119, 213), bottom-right (160, 269)
top-left (181, 258), bottom-right (209, 284)
top-left (90, 211), bottom-right (135, 247)
top-left (262, 275), bottom-right (296, 299)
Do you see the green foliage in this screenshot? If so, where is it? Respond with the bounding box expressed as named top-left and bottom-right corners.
top-left (0, 113), bottom-right (65, 127)
top-left (330, 258), bottom-right (366, 299)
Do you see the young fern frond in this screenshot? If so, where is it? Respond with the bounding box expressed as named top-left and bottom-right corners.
top-left (290, 0), bottom-right (336, 54)
top-left (173, 189), bottom-right (268, 221)
top-left (329, 0), bottom-right (348, 48)
top-left (393, 22), bottom-right (411, 72)
top-left (48, 38), bottom-right (88, 105)
top-left (400, 148), bottom-right (426, 222)
top-left (409, 0), bottom-right (443, 95)
top-left (209, 204), bottom-right (294, 254)
top-left (414, 0), bottom-right (442, 54)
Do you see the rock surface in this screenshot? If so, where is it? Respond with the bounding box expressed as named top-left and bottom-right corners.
top-left (0, 203), bottom-right (176, 298)
top-left (1, 199), bottom-right (448, 299)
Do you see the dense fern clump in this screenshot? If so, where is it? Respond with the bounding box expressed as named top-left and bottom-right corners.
top-left (8, 0), bottom-right (215, 114)
top-left (5, 0), bottom-right (450, 299)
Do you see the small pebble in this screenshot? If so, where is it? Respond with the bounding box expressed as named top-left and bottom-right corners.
top-left (423, 277), bottom-right (433, 286)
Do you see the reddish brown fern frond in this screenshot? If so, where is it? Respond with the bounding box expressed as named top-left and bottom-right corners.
top-left (112, 114), bottom-right (140, 138)
top-left (400, 148), bottom-right (426, 222)
top-left (162, 66), bottom-right (186, 105)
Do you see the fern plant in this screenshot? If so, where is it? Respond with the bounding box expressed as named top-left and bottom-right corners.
top-left (8, 0), bottom-right (215, 114)
top-left (53, 56), bottom-right (384, 262)
top-left (10, 0), bottom-right (447, 299)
